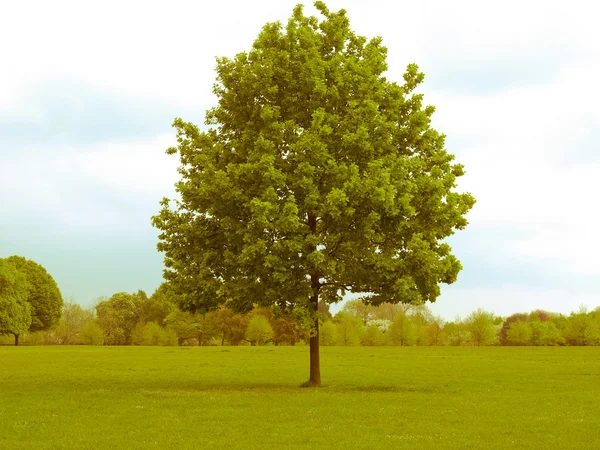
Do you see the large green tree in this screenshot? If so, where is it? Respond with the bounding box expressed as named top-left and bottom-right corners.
top-left (1, 256), bottom-right (63, 344)
top-left (153, 2), bottom-right (474, 385)
top-left (0, 259), bottom-right (32, 345)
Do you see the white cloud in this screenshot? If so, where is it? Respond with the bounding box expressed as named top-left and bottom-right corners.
top-left (0, 134), bottom-right (179, 228)
top-left (429, 284), bottom-right (600, 321)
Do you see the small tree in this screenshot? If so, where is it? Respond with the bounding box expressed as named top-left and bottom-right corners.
top-left (319, 321), bottom-right (337, 346)
top-left (272, 317), bottom-right (299, 346)
top-left (246, 315), bottom-right (274, 346)
top-left (465, 309), bottom-right (497, 346)
top-left (0, 259), bottom-right (32, 345)
top-left (4, 256), bottom-right (63, 339)
top-left (506, 321), bottom-right (532, 346)
top-left (564, 308), bottom-right (599, 346)
top-left (335, 313), bottom-right (363, 346)
top-left (79, 320), bottom-right (105, 345)
top-left (389, 312), bottom-right (415, 346)
top-left (443, 320), bottom-right (466, 346)
top-left (361, 324), bottom-right (384, 346)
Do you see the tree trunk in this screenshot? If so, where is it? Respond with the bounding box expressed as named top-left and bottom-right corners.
top-left (14, 334), bottom-right (19, 346)
top-left (304, 214), bottom-right (321, 387)
top-left (305, 278), bottom-right (321, 386)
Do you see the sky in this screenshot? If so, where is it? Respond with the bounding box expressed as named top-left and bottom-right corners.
top-left (1, 0), bottom-right (599, 320)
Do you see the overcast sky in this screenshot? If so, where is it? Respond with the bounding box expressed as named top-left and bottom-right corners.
top-left (1, 0), bottom-right (599, 320)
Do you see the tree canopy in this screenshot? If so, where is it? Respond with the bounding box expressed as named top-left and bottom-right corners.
top-left (5, 256), bottom-right (63, 333)
top-left (0, 259), bottom-right (32, 344)
top-left (152, 2), bottom-right (475, 385)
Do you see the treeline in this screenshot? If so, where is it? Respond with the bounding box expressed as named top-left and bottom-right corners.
top-left (2, 287), bottom-right (600, 347)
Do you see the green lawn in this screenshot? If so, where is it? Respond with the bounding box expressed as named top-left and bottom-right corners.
top-left (1, 346), bottom-right (599, 449)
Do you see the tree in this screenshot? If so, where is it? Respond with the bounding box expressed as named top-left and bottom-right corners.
top-left (342, 299), bottom-right (373, 325)
top-left (465, 309), bottom-right (497, 346)
top-left (272, 317), bottom-right (300, 345)
top-left (54, 301), bottom-right (94, 344)
top-left (319, 321), bottom-right (337, 346)
top-left (95, 292), bottom-right (144, 345)
top-left (564, 308), bottom-right (599, 346)
top-left (79, 319), bottom-right (104, 345)
top-left (361, 324), bottom-right (384, 346)
top-left (427, 316), bottom-right (445, 346)
top-left (0, 259), bottom-right (32, 345)
top-left (246, 315), bottom-right (274, 345)
top-left (443, 320), bottom-right (467, 346)
top-left (506, 321), bottom-right (532, 346)
top-left (152, 2), bottom-right (474, 385)
top-left (389, 312), bottom-right (415, 346)
top-left (499, 313), bottom-right (529, 345)
top-left (212, 306), bottom-right (248, 346)
top-left (3, 256), bottom-right (63, 340)
top-left (334, 313), bottom-right (363, 346)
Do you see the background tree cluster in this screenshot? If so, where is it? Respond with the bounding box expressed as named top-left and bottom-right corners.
top-left (4, 283), bottom-right (600, 347)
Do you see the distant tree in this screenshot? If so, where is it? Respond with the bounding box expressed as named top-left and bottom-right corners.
top-left (319, 321), bottom-right (337, 346)
top-left (389, 312), bottom-right (415, 346)
top-left (465, 309), bottom-right (497, 346)
top-left (564, 308), bottom-right (599, 346)
top-left (79, 319), bottom-right (105, 345)
top-left (151, 2), bottom-right (475, 385)
top-left (342, 299), bottom-right (373, 325)
top-left (0, 259), bottom-right (32, 345)
top-left (95, 292), bottom-right (144, 345)
top-left (272, 318), bottom-right (299, 346)
top-left (212, 306), bottom-right (248, 346)
top-left (506, 321), bottom-right (532, 346)
top-left (246, 315), bottom-right (274, 346)
top-left (443, 320), bottom-right (466, 346)
top-left (530, 320), bottom-right (563, 346)
top-left (144, 284), bottom-right (177, 326)
top-left (132, 322), bottom-right (177, 346)
top-left (3, 256), bottom-right (63, 342)
top-left (427, 316), bottom-right (445, 346)
top-left (335, 313), bottom-right (363, 346)
top-left (370, 303), bottom-right (409, 322)
top-left (54, 301), bottom-right (94, 344)
top-left (410, 312), bottom-right (429, 346)
top-left (499, 313), bottom-right (529, 345)
top-left (361, 324), bottom-right (384, 346)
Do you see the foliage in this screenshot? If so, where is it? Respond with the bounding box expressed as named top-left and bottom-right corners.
top-left (361, 324), bottom-right (384, 346)
top-left (319, 321), bottom-right (337, 346)
top-left (151, 2), bottom-right (474, 384)
top-left (53, 301), bottom-right (94, 344)
top-left (272, 317), bottom-right (300, 345)
top-left (79, 319), bottom-right (105, 345)
top-left (499, 313), bottom-right (529, 345)
top-left (95, 292), bottom-right (144, 345)
top-left (212, 306), bottom-right (248, 346)
top-left (506, 321), bottom-right (532, 346)
top-left (465, 309), bottom-right (497, 346)
top-left (334, 313), bottom-right (363, 346)
top-left (132, 322), bottom-right (177, 346)
top-left (4, 256), bottom-right (63, 333)
top-left (0, 259), bottom-right (32, 343)
top-left (564, 308), bottom-right (600, 346)
top-left (443, 321), bottom-right (467, 346)
top-left (389, 312), bottom-right (415, 346)
top-left (245, 315), bottom-right (274, 345)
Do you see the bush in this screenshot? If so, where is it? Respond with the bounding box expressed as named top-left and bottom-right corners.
top-left (319, 321), bottom-right (337, 346)
top-left (79, 320), bottom-right (105, 345)
top-left (361, 325), bottom-right (384, 346)
top-left (245, 316), bottom-right (274, 346)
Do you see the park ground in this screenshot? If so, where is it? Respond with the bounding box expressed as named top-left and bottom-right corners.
top-left (1, 346), bottom-right (599, 449)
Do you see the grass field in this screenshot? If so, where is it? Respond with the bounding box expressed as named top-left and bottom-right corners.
top-left (1, 346), bottom-right (599, 449)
